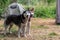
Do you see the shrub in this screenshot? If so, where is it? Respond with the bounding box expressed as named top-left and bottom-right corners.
top-left (34, 5), bottom-right (56, 18)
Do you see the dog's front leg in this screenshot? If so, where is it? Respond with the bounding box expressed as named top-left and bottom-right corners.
top-left (21, 24), bottom-right (26, 37)
top-left (8, 24), bottom-right (13, 34)
top-left (26, 22), bottom-right (31, 35)
top-left (18, 27), bottom-right (21, 38)
top-left (17, 24), bottom-right (22, 38)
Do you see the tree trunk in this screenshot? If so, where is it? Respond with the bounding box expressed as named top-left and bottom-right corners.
top-left (56, 0), bottom-right (60, 24)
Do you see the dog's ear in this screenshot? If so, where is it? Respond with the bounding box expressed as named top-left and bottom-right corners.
top-left (29, 7), bottom-right (34, 13)
top-left (30, 8), bottom-right (34, 11)
top-left (28, 7), bottom-right (34, 11)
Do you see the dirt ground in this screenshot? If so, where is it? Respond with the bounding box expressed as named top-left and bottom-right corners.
top-left (0, 18), bottom-right (60, 40)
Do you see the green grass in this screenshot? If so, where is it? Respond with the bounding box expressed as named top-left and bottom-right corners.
top-left (0, 35), bottom-right (5, 38)
top-left (0, 25), bottom-right (4, 27)
top-left (34, 5), bottom-right (56, 18)
top-left (48, 32), bottom-right (58, 37)
top-left (10, 25), bottom-right (18, 33)
top-left (31, 25), bottom-right (49, 29)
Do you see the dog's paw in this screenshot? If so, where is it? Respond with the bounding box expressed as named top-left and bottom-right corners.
top-left (4, 33), bottom-right (7, 36)
top-left (24, 34), bottom-right (27, 37)
top-left (27, 33), bottom-right (31, 36)
top-left (9, 31), bottom-right (12, 34)
top-left (26, 33), bottom-right (32, 37)
top-left (28, 33), bottom-right (31, 36)
top-left (4, 32), bottom-right (7, 35)
top-left (20, 33), bottom-right (27, 37)
top-left (18, 35), bottom-right (20, 38)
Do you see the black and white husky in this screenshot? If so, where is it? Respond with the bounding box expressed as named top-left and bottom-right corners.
top-left (4, 8), bottom-right (34, 38)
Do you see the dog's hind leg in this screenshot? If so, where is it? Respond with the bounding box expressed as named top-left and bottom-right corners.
top-left (4, 18), bottom-right (10, 35)
top-left (8, 24), bottom-right (13, 34)
top-left (4, 23), bottom-right (8, 35)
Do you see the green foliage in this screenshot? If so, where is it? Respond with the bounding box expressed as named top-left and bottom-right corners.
top-left (31, 25), bottom-right (49, 29)
top-left (18, 0), bottom-right (28, 5)
top-left (0, 35), bottom-right (4, 38)
top-left (48, 32), bottom-right (58, 36)
top-left (47, 0), bottom-right (56, 4)
top-left (0, 0), bottom-right (10, 15)
top-left (34, 5), bottom-right (56, 18)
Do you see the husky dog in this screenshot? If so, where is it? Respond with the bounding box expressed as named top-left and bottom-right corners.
top-left (4, 8), bottom-right (34, 38)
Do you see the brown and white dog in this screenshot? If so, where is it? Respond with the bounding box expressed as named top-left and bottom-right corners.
top-left (4, 8), bottom-right (34, 38)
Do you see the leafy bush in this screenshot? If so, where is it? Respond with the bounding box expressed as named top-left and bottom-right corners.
top-left (47, 0), bottom-right (56, 4)
top-left (34, 5), bottom-right (56, 18)
top-left (0, 0), bottom-right (10, 16)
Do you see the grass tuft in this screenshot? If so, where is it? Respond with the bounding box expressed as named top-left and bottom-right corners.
top-left (32, 25), bottom-right (49, 29)
top-left (48, 32), bottom-right (58, 36)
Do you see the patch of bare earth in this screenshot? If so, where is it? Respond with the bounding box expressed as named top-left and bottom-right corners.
top-left (0, 18), bottom-right (60, 40)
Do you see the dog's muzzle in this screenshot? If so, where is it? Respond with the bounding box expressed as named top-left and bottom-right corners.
top-left (30, 13), bottom-right (34, 17)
